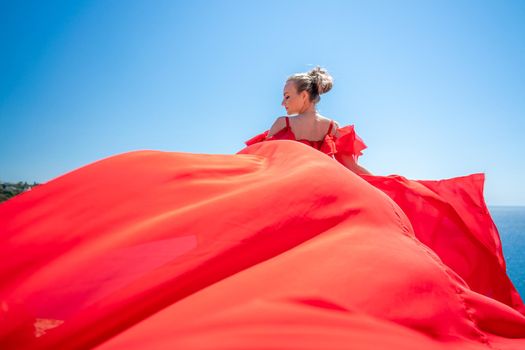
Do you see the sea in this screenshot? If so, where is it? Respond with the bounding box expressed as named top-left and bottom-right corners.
top-left (488, 205), bottom-right (525, 301)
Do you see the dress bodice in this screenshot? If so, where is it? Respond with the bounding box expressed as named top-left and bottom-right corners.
top-left (244, 116), bottom-right (367, 162)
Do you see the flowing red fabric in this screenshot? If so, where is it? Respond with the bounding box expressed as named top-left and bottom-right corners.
top-left (1, 124), bottom-right (524, 349)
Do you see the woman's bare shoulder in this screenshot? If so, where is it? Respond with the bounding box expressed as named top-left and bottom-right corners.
top-left (318, 114), bottom-right (338, 123)
top-left (267, 116), bottom-right (287, 138)
top-left (322, 116), bottom-right (340, 136)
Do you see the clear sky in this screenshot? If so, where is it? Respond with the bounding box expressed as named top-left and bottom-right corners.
top-left (1, 0), bottom-right (524, 205)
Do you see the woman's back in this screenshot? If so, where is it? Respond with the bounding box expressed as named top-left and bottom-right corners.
top-left (285, 114), bottom-right (337, 141)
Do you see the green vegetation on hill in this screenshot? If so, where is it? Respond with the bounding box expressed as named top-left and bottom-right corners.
top-left (0, 181), bottom-right (41, 203)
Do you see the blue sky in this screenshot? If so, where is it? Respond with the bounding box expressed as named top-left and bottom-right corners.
top-left (1, 0), bottom-right (524, 205)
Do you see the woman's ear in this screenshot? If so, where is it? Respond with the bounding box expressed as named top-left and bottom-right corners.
top-left (301, 90), bottom-right (309, 103)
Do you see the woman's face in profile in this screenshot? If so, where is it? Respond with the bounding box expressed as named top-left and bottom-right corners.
top-left (281, 81), bottom-right (307, 115)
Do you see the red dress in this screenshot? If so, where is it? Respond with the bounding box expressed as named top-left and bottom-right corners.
top-left (0, 121), bottom-right (524, 349)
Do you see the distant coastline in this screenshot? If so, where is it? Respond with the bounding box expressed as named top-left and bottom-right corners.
top-left (0, 180), bottom-right (41, 203)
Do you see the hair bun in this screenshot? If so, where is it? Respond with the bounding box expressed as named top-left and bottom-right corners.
top-left (308, 65), bottom-right (333, 95)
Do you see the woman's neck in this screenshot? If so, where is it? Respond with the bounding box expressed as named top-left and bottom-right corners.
top-left (296, 106), bottom-right (319, 120)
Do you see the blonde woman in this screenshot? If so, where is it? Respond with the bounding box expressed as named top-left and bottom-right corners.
top-left (245, 66), bottom-right (372, 175)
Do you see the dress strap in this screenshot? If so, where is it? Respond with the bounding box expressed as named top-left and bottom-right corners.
top-left (285, 116), bottom-right (290, 128)
top-left (326, 120), bottom-right (334, 136)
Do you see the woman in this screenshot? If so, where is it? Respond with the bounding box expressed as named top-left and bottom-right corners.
top-left (1, 68), bottom-right (524, 349)
top-left (245, 66), bottom-right (372, 175)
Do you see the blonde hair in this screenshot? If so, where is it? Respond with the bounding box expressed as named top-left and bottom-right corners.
top-left (286, 65), bottom-right (334, 104)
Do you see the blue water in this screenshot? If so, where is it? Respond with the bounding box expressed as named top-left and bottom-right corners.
top-left (488, 206), bottom-right (525, 302)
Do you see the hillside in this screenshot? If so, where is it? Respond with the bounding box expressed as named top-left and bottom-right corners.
top-left (0, 181), bottom-right (41, 203)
